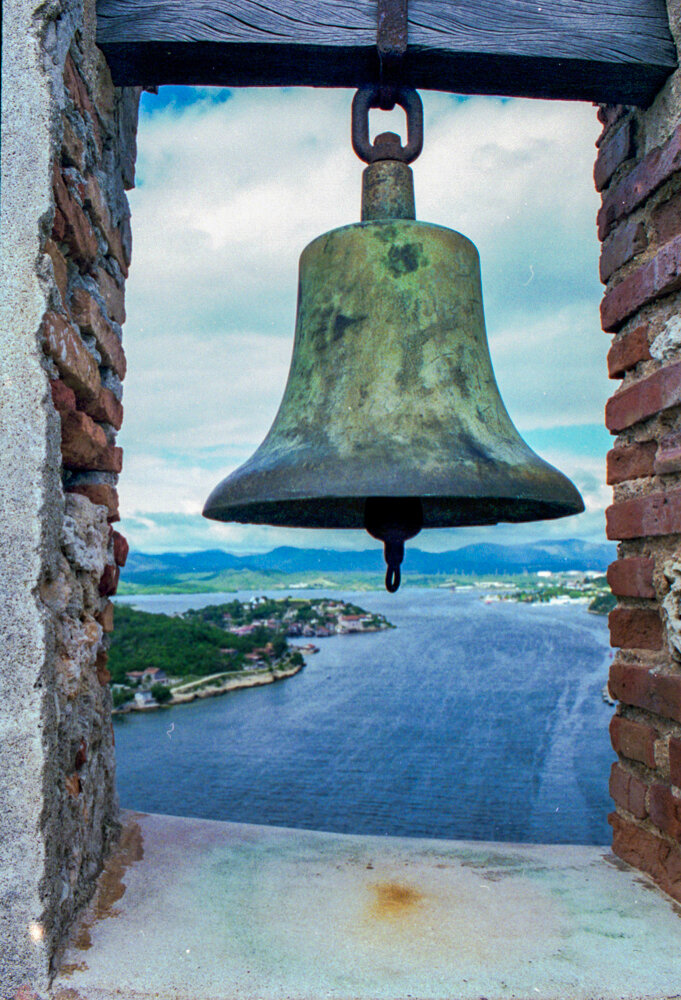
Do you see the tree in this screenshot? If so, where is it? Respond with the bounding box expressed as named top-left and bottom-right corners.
top-left (150, 683), bottom-right (173, 704)
top-left (112, 687), bottom-right (133, 708)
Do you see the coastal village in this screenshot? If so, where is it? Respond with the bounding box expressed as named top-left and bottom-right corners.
top-left (475, 570), bottom-right (616, 613)
top-left (111, 597), bottom-right (393, 712)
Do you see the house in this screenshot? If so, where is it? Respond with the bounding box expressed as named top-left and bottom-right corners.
top-left (244, 652), bottom-right (266, 667)
top-left (336, 614), bottom-right (368, 633)
top-left (142, 667), bottom-right (167, 686)
top-left (134, 691), bottom-right (156, 708)
top-left (125, 668), bottom-right (167, 687)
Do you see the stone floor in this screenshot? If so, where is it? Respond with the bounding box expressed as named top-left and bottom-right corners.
top-left (50, 810), bottom-right (681, 1000)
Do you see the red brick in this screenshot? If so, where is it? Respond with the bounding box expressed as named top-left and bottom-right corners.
top-left (670, 737), bottom-right (681, 786)
top-left (50, 378), bottom-right (77, 414)
top-left (610, 714), bottom-right (658, 767)
top-left (71, 288), bottom-right (126, 380)
top-left (606, 441), bottom-right (656, 484)
top-left (60, 409), bottom-right (108, 469)
top-left (44, 237), bottom-right (69, 307)
top-left (601, 234), bottom-right (681, 332)
top-left (81, 386), bottom-right (123, 430)
top-left (86, 445), bottom-right (121, 475)
top-left (52, 161), bottom-right (98, 269)
top-left (61, 117), bottom-right (85, 170)
top-left (654, 431), bottom-right (681, 474)
top-left (63, 54), bottom-right (101, 152)
top-left (99, 563), bottom-right (120, 597)
top-left (112, 530), bottom-right (129, 567)
top-left (95, 265), bottom-right (125, 325)
top-left (594, 120), bottom-right (634, 193)
top-left (100, 445), bottom-right (123, 473)
top-left (598, 124), bottom-right (681, 240)
top-left (607, 557), bottom-right (655, 598)
top-left (610, 812), bottom-right (681, 903)
top-left (605, 361), bottom-right (681, 431)
top-left (67, 483), bottom-right (119, 522)
top-left (97, 601), bottom-right (115, 633)
top-left (609, 607), bottom-right (663, 650)
top-left (83, 173), bottom-right (129, 277)
top-left (42, 311), bottom-right (100, 403)
top-left (95, 648), bottom-right (111, 685)
top-left (651, 195), bottom-right (681, 245)
top-left (607, 325), bottom-right (651, 379)
top-left (649, 783), bottom-right (681, 839)
top-left (610, 762), bottom-right (648, 818)
top-left (606, 487), bottom-right (681, 539)
top-left (599, 218), bottom-right (647, 282)
top-left (609, 660), bottom-right (681, 723)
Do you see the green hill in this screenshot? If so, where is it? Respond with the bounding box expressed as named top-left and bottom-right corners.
top-left (108, 605), bottom-right (259, 683)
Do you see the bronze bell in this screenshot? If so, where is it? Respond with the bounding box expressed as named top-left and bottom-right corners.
top-left (204, 89), bottom-right (584, 590)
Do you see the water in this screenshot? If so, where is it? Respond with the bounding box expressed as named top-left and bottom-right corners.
top-left (114, 587), bottom-right (615, 845)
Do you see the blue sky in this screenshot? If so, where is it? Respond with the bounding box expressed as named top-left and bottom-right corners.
top-left (118, 87), bottom-right (609, 554)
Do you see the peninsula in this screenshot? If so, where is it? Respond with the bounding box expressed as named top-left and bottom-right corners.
top-left (110, 596), bottom-right (393, 713)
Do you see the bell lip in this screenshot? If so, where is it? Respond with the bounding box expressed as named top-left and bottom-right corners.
top-left (203, 489), bottom-right (585, 530)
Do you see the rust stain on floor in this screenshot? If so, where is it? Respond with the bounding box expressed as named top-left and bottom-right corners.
top-left (369, 881), bottom-right (424, 920)
top-left (58, 961), bottom-right (89, 975)
top-left (72, 815), bottom-right (145, 952)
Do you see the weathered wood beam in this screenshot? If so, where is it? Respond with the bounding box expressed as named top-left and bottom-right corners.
top-left (97, 0), bottom-right (677, 106)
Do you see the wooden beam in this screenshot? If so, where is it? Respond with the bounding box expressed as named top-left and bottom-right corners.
top-left (97, 0), bottom-right (677, 106)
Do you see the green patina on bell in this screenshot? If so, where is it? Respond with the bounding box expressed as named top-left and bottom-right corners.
top-left (203, 137), bottom-right (583, 590)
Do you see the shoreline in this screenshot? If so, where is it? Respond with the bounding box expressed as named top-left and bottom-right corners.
top-left (111, 597), bottom-right (395, 716)
top-left (113, 660), bottom-right (304, 715)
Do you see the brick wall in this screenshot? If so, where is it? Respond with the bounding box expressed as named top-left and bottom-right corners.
top-left (598, 3), bottom-right (681, 903)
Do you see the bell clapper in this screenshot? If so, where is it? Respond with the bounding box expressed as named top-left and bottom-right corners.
top-left (364, 497), bottom-right (423, 593)
top-left (384, 539), bottom-right (404, 593)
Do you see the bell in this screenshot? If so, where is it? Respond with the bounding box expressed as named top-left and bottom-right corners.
top-left (204, 93), bottom-right (583, 590)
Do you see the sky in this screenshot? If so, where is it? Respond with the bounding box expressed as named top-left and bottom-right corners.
top-left (118, 86), bottom-right (611, 555)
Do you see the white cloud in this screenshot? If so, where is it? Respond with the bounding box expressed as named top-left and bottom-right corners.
top-left (491, 302), bottom-right (609, 431)
top-left (120, 328), bottom-right (292, 454)
top-left (120, 88), bottom-right (609, 554)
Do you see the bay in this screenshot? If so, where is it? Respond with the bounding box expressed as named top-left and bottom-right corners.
top-left (114, 587), bottom-right (615, 845)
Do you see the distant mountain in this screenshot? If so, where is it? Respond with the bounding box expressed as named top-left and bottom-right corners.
top-left (124, 549), bottom-right (244, 574)
top-left (121, 538), bottom-right (615, 587)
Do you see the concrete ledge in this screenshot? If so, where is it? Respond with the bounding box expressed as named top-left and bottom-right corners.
top-left (51, 811), bottom-right (681, 1000)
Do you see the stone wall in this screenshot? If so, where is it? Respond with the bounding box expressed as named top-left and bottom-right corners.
top-left (598, 3), bottom-right (681, 904)
top-left (0, 0), bottom-right (137, 992)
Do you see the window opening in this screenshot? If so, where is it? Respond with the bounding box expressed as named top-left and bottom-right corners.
top-left (112, 85), bottom-right (613, 848)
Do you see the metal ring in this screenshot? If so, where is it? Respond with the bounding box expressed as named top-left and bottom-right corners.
top-left (351, 85), bottom-right (423, 164)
